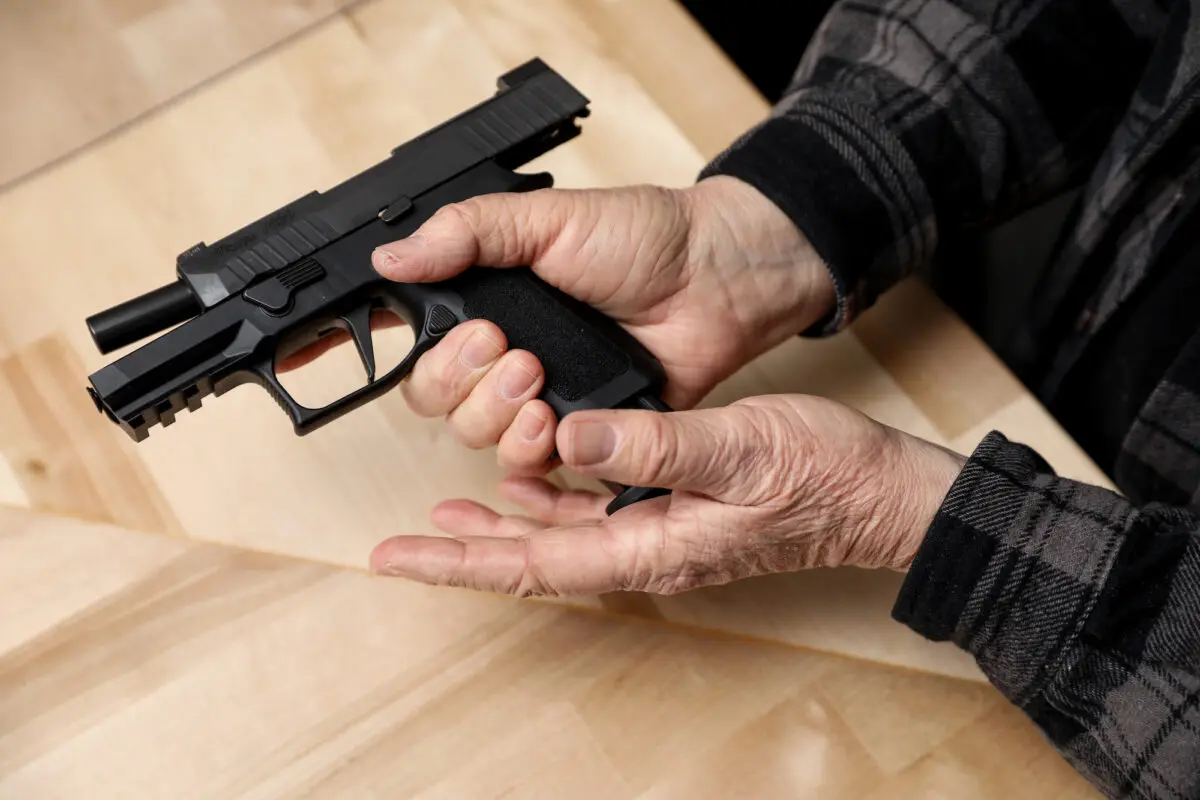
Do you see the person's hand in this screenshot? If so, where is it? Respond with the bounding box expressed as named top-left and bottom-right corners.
top-left (369, 394), bottom-right (966, 596)
top-left (365, 176), bottom-right (834, 475)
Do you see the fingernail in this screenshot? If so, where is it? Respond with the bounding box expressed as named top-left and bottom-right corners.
top-left (497, 361), bottom-right (538, 400)
top-left (370, 542), bottom-right (415, 577)
top-left (371, 234), bottom-right (426, 274)
top-left (459, 329), bottom-right (503, 369)
top-left (373, 560), bottom-right (417, 578)
top-left (568, 421), bottom-right (616, 466)
top-left (517, 408), bottom-right (547, 441)
top-left (370, 538), bottom-right (438, 581)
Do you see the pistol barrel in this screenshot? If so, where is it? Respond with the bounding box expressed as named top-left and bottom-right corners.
top-left (86, 281), bottom-right (201, 354)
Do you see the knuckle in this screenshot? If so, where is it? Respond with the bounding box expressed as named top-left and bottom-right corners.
top-left (510, 537), bottom-right (555, 598)
top-left (700, 404), bottom-right (779, 499)
top-left (450, 428), bottom-right (484, 450)
top-left (434, 201), bottom-right (477, 237)
top-left (640, 415), bottom-right (682, 483)
top-left (452, 197), bottom-right (514, 260)
top-left (399, 375), bottom-right (444, 417)
top-left (600, 523), bottom-right (663, 594)
top-left (491, 201), bottom-right (522, 263)
top-left (448, 397), bottom-right (513, 452)
top-left (437, 355), bottom-right (466, 391)
top-left (742, 407), bottom-right (810, 503)
top-left (434, 542), bottom-right (475, 591)
top-left (648, 544), bottom-right (729, 599)
top-left (405, 328), bottom-right (483, 416)
top-left (639, 517), bottom-right (734, 595)
top-left (422, 203), bottom-right (485, 270)
top-left (449, 411), bottom-right (498, 450)
top-left (495, 442), bottom-right (523, 471)
top-left (413, 365), bottom-right (460, 415)
top-left (439, 348), bottom-right (480, 397)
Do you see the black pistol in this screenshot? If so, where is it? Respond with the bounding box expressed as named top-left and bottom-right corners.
top-left (83, 58), bottom-right (670, 515)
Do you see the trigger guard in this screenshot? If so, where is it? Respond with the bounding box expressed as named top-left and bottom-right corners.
top-left (605, 485), bottom-right (670, 515)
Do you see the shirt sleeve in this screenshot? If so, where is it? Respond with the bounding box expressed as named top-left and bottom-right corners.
top-left (893, 431), bottom-right (1200, 800)
top-left (701, 0), bottom-right (1162, 333)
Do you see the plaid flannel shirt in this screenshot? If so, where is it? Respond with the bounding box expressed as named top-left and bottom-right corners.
top-left (702, 1), bottom-right (1200, 798)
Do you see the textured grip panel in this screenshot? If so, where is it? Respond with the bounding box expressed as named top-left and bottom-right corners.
top-left (456, 268), bottom-right (628, 403)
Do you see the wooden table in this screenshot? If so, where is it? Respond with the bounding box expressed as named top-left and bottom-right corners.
top-left (0, 1), bottom-right (1109, 796)
top-left (0, 506), bottom-right (1096, 798)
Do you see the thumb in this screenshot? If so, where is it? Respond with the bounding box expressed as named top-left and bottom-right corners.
top-left (371, 190), bottom-right (574, 283)
top-left (557, 407), bottom-right (764, 499)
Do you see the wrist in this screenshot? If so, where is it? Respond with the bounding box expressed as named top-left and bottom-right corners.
top-left (885, 434), bottom-right (966, 571)
top-left (682, 176), bottom-right (836, 346)
top-left (834, 426), bottom-right (965, 571)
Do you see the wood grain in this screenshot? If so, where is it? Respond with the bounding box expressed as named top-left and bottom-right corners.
top-left (0, 335), bottom-right (179, 534)
top-left (0, 506), bottom-right (1099, 799)
top-left (0, 0), bottom-right (1113, 683)
top-left (0, 0), bottom-right (362, 189)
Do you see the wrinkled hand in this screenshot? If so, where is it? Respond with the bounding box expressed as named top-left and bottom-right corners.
top-left (370, 395), bottom-right (965, 596)
top-left (363, 176), bottom-right (833, 475)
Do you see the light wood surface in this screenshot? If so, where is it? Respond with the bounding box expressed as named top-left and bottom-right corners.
top-left (0, 505), bottom-right (1097, 799)
top-left (0, 0), bottom-right (1114, 687)
top-left (0, 0), bottom-right (361, 190)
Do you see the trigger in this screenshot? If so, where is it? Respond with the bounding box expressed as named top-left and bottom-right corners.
top-left (342, 305), bottom-right (376, 382)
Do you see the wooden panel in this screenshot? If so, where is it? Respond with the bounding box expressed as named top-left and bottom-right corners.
top-left (0, 0), bottom-right (360, 188)
top-left (852, 277), bottom-right (1028, 441)
top-left (560, 0), bottom-right (769, 162)
top-left (0, 335), bottom-right (179, 534)
top-left (0, 506), bottom-right (1098, 798)
top-left (0, 460), bottom-right (26, 508)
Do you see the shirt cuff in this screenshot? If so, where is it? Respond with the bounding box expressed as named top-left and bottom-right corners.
top-left (891, 431), bottom-right (1135, 704)
top-left (700, 88), bottom-right (936, 336)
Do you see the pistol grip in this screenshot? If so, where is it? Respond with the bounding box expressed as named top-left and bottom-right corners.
top-left (415, 267), bottom-right (673, 516)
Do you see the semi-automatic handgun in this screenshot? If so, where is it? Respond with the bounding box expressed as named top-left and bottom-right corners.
top-left (83, 59), bottom-right (669, 515)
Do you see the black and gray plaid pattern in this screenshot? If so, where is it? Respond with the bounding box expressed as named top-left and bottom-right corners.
top-left (892, 434), bottom-right (1134, 702)
top-left (701, 1), bottom-right (1200, 797)
top-left (1119, 374), bottom-right (1200, 509)
top-left (896, 434), bottom-right (1200, 799)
